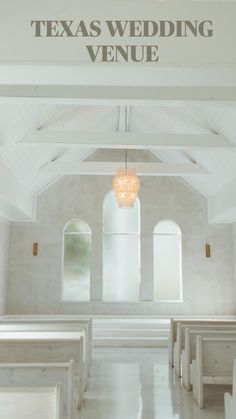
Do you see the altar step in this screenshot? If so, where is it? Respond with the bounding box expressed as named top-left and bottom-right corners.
top-left (92, 318), bottom-right (170, 347)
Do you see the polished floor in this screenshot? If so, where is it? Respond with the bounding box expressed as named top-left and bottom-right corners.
top-left (80, 347), bottom-right (226, 419)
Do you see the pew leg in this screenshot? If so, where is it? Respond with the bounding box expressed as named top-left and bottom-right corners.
top-left (192, 360), bottom-right (204, 408)
top-left (174, 343), bottom-right (181, 377)
top-left (225, 392), bottom-right (236, 419)
top-left (182, 350), bottom-right (191, 391)
top-left (168, 320), bottom-right (174, 366)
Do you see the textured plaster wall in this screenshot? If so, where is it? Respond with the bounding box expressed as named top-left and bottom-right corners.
top-left (6, 162), bottom-right (235, 316)
top-left (0, 217), bottom-right (10, 314)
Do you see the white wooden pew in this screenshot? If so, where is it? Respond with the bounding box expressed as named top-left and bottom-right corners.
top-left (169, 317), bottom-right (236, 367)
top-left (225, 358), bottom-right (236, 419)
top-left (0, 360), bottom-right (76, 419)
top-left (225, 359), bottom-right (236, 419)
top-left (0, 316), bottom-right (92, 377)
top-left (0, 384), bottom-right (63, 419)
top-left (182, 328), bottom-right (236, 391)
top-left (0, 323), bottom-right (89, 388)
top-left (225, 393), bottom-right (236, 419)
top-left (0, 331), bottom-right (84, 408)
top-left (174, 320), bottom-right (236, 377)
top-left (192, 337), bottom-right (236, 408)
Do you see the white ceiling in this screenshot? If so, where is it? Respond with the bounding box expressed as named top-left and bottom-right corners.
top-left (0, 102), bottom-right (236, 221)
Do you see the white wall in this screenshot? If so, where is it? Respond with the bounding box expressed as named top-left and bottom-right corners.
top-left (6, 160), bottom-right (236, 316)
top-left (0, 217), bottom-right (10, 314)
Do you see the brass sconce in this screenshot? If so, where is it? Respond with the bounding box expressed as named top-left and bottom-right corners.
top-left (205, 244), bottom-right (211, 258)
top-left (33, 242), bottom-right (38, 256)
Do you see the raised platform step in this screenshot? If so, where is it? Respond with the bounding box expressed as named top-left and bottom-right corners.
top-left (92, 318), bottom-right (170, 347)
top-left (93, 319), bottom-right (170, 329)
top-left (93, 328), bottom-right (169, 338)
top-left (93, 337), bottom-right (168, 347)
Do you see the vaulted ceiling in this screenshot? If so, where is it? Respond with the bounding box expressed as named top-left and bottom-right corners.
top-left (0, 102), bottom-right (236, 223)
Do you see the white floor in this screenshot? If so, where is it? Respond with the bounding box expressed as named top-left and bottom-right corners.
top-left (80, 347), bottom-right (227, 419)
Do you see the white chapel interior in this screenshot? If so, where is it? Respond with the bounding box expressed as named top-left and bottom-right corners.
top-left (1, 0), bottom-right (236, 418)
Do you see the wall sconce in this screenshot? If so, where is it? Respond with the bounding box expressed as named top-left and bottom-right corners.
top-left (205, 244), bottom-right (211, 258)
top-left (33, 242), bottom-right (38, 256)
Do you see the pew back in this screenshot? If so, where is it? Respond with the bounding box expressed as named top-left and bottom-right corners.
top-left (193, 337), bottom-right (236, 408)
top-left (0, 361), bottom-right (76, 419)
top-left (0, 323), bottom-right (89, 384)
top-left (182, 329), bottom-right (236, 390)
top-left (187, 328), bottom-right (236, 361)
top-left (174, 320), bottom-right (236, 376)
top-left (200, 338), bottom-right (236, 377)
top-left (0, 317), bottom-right (92, 376)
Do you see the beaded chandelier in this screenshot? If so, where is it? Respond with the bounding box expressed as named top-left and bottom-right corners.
top-left (112, 150), bottom-right (140, 208)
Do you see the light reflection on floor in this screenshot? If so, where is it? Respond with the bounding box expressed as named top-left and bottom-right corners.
top-left (79, 347), bottom-right (226, 419)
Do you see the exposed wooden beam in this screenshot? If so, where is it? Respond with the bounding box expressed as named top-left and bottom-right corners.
top-left (1, 65), bottom-right (236, 87)
top-left (1, 85), bottom-right (236, 104)
top-left (21, 131), bottom-right (233, 150)
top-left (1, 66), bottom-right (236, 103)
top-left (1, 91), bottom-right (236, 106)
top-left (40, 161), bottom-right (207, 176)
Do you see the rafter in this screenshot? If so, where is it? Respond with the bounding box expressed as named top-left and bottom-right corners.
top-left (39, 161), bottom-right (207, 176)
top-left (21, 131), bottom-right (234, 150)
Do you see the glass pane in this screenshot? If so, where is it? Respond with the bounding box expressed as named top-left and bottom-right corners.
top-left (154, 221), bottom-right (180, 235)
top-left (154, 235), bottom-right (182, 301)
top-left (103, 191), bottom-right (140, 233)
top-left (65, 220), bottom-right (91, 234)
top-left (63, 234), bottom-right (91, 301)
top-left (103, 235), bottom-right (140, 301)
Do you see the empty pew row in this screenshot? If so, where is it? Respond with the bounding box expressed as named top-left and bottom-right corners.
top-left (169, 318), bottom-right (236, 410)
top-left (182, 327), bottom-right (236, 391)
top-left (0, 316), bottom-right (92, 417)
top-left (168, 316), bottom-right (236, 367)
top-left (170, 318), bottom-right (236, 376)
top-left (176, 322), bottom-right (236, 376)
top-left (225, 359), bottom-right (236, 419)
top-left (0, 323), bottom-right (90, 389)
top-left (0, 384), bottom-right (63, 419)
top-left (1, 315), bottom-right (92, 376)
top-left (0, 331), bottom-right (84, 407)
top-left (0, 316), bottom-right (92, 380)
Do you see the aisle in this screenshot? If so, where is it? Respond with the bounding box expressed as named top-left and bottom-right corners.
top-left (80, 348), bottom-right (225, 419)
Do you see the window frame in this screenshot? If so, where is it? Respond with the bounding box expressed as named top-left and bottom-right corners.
top-left (153, 219), bottom-right (183, 302)
top-left (102, 190), bottom-right (141, 302)
top-left (61, 218), bottom-right (92, 302)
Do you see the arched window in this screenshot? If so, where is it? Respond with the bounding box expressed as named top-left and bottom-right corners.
top-left (103, 191), bottom-right (140, 301)
top-left (62, 219), bottom-right (91, 301)
top-left (153, 220), bottom-right (182, 301)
